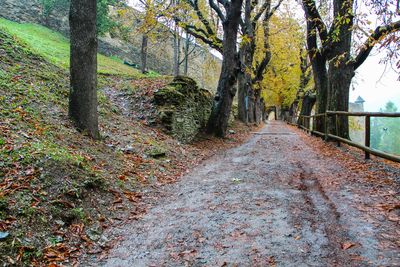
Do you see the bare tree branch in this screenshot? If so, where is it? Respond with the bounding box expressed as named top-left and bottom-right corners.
top-left (302, 0), bottom-right (328, 43)
top-left (209, 0), bottom-right (226, 22)
top-left (354, 20), bottom-right (400, 70)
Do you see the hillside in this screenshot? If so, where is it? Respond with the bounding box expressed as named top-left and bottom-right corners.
top-left (0, 0), bottom-right (221, 90)
top-left (0, 17), bottom-right (146, 76)
top-left (0, 22), bottom-right (254, 265)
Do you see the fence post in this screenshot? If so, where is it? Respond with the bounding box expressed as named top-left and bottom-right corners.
top-left (312, 116), bottom-right (315, 134)
top-left (365, 115), bottom-right (371, 160)
top-left (335, 114), bottom-right (340, 146)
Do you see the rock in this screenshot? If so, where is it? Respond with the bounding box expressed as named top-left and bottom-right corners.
top-left (154, 76), bottom-right (213, 143)
top-left (98, 234), bottom-right (109, 248)
top-left (229, 130), bottom-right (236, 134)
top-left (146, 146), bottom-right (167, 158)
top-left (0, 231), bottom-right (9, 241)
top-left (55, 220), bottom-right (65, 226)
top-left (122, 145), bottom-right (135, 154)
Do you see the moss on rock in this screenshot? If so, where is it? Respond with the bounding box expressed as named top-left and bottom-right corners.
top-left (154, 76), bottom-right (212, 143)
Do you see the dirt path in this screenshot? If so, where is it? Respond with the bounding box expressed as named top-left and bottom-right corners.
top-left (86, 121), bottom-right (399, 266)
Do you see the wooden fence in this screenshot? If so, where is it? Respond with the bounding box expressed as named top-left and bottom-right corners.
top-left (285, 111), bottom-right (400, 163)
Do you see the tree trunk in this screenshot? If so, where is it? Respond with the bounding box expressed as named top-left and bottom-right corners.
top-left (237, 72), bottom-right (247, 122)
top-left (327, 63), bottom-right (354, 138)
top-left (206, 0), bottom-right (243, 137)
top-left (69, 0), bottom-right (99, 139)
top-left (237, 42), bottom-right (253, 123)
top-left (254, 91), bottom-right (261, 124)
top-left (141, 34), bottom-right (148, 74)
top-left (173, 26), bottom-right (181, 77)
top-left (247, 90), bottom-right (255, 123)
top-left (183, 33), bottom-right (190, 75)
top-left (325, 0), bottom-right (354, 138)
top-left (237, 0), bottom-right (254, 124)
top-left (298, 93), bottom-right (316, 124)
top-left (313, 55), bottom-right (328, 131)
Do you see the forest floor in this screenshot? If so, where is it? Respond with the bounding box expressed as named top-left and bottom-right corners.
top-left (84, 121), bottom-right (400, 267)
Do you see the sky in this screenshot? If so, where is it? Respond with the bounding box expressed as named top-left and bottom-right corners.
top-left (350, 49), bottom-right (400, 112)
top-left (127, 0), bottom-right (400, 111)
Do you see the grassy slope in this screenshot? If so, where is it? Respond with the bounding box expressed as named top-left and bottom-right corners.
top-left (0, 18), bottom-right (142, 76)
top-left (0, 22), bottom-right (187, 265)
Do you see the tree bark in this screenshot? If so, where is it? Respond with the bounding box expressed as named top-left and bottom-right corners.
top-left (183, 33), bottom-right (190, 75)
top-left (206, 0), bottom-right (243, 137)
top-left (173, 25), bottom-right (181, 77)
top-left (69, 0), bottom-right (99, 139)
top-left (238, 41), bottom-right (254, 123)
top-left (327, 62), bottom-right (353, 138)
top-left (325, 0), bottom-right (354, 138)
top-left (298, 93), bottom-right (316, 125)
top-left (141, 34), bottom-right (148, 74)
top-left (237, 0), bottom-right (254, 124)
top-left (254, 89), bottom-right (262, 124)
top-left (237, 71), bottom-right (247, 122)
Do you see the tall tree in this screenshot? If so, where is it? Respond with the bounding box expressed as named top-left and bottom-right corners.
top-left (176, 0), bottom-right (243, 137)
top-left (206, 0), bottom-right (244, 136)
top-left (302, 0), bottom-right (400, 138)
top-left (237, 0), bottom-right (282, 124)
top-left (69, 0), bottom-right (100, 139)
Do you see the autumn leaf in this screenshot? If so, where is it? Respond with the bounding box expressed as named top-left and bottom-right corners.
top-left (341, 242), bottom-right (356, 250)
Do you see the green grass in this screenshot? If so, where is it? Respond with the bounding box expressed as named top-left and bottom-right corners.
top-left (0, 18), bottom-right (142, 77)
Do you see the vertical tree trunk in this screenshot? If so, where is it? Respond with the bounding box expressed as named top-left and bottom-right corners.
top-left (254, 90), bottom-right (261, 124)
top-left (69, 0), bottom-right (99, 139)
top-left (183, 33), bottom-right (190, 75)
top-left (247, 89), bottom-right (255, 123)
top-left (141, 34), bottom-right (148, 74)
top-left (238, 41), bottom-right (254, 123)
top-left (326, 0), bottom-right (354, 138)
top-left (237, 72), bottom-right (247, 122)
top-left (298, 93), bottom-right (316, 124)
top-left (327, 63), bottom-right (353, 138)
top-left (237, 0), bottom-right (255, 124)
top-left (206, 0), bottom-right (243, 137)
top-left (313, 56), bottom-right (328, 131)
top-left (173, 26), bottom-right (181, 77)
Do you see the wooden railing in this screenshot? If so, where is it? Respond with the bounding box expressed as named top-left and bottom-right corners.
top-left (285, 111), bottom-right (400, 163)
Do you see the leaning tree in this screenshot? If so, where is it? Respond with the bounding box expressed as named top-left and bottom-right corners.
top-left (302, 0), bottom-right (400, 138)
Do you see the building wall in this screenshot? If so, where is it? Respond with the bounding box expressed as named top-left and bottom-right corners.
top-left (349, 102), bottom-right (365, 144)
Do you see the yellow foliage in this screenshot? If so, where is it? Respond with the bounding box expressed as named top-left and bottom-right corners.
top-left (258, 14), bottom-right (304, 108)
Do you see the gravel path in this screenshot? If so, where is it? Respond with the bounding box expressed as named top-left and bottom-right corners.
top-left (87, 121), bottom-right (399, 267)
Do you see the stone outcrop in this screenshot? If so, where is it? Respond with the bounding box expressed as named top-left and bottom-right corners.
top-left (154, 76), bottom-right (212, 143)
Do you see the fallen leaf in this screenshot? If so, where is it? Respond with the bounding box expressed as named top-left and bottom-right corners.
top-left (341, 242), bottom-right (356, 250)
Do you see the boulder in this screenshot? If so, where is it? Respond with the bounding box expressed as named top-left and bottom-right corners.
top-left (154, 76), bottom-right (212, 143)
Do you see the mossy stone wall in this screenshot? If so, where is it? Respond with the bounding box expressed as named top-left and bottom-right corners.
top-left (154, 76), bottom-right (212, 143)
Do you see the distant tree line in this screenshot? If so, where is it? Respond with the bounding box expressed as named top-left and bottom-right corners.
top-left (371, 101), bottom-right (400, 155)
